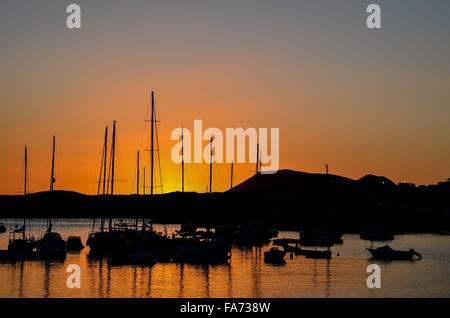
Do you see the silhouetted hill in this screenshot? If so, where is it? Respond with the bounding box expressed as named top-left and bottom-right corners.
top-left (356, 174), bottom-right (396, 190)
top-left (229, 169), bottom-right (354, 194)
top-left (0, 171), bottom-right (449, 233)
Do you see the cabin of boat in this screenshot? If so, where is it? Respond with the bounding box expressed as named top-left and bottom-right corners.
top-left (264, 247), bottom-right (286, 264)
top-left (66, 236), bottom-right (84, 252)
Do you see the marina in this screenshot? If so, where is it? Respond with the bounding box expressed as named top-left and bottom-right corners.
top-left (0, 218), bottom-right (448, 298)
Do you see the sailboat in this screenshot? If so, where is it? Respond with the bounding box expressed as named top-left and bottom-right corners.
top-left (0, 145), bottom-right (37, 261)
top-left (108, 92), bottom-right (172, 264)
top-left (87, 121), bottom-right (125, 257)
top-left (172, 137), bottom-right (231, 264)
top-left (36, 136), bottom-right (67, 260)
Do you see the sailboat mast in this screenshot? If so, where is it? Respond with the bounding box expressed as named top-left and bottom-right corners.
top-left (103, 126), bottom-right (108, 195)
top-left (99, 126), bottom-right (108, 233)
top-left (24, 145), bottom-right (27, 195)
top-left (256, 143), bottom-right (259, 175)
top-left (109, 121), bottom-right (116, 232)
top-left (259, 150), bottom-right (262, 173)
top-left (209, 137), bottom-right (213, 193)
top-left (150, 92), bottom-right (154, 195)
top-left (137, 151), bottom-right (140, 195)
top-left (50, 136), bottom-right (55, 191)
top-left (230, 160), bottom-right (233, 191)
top-left (24, 145), bottom-right (28, 233)
top-left (182, 125), bottom-right (184, 193)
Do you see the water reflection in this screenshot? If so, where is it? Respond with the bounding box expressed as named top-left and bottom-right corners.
top-left (0, 219), bottom-right (449, 298)
top-left (178, 263), bottom-right (184, 298)
top-left (43, 261), bottom-right (50, 298)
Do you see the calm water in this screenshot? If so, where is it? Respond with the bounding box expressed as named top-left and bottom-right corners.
top-left (0, 218), bottom-right (449, 298)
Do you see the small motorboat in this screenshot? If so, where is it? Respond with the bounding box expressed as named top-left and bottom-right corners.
top-left (264, 248), bottom-right (286, 264)
top-left (367, 245), bottom-right (422, 260)
top-left (66, 236), bottom-right (84, 252)
top-left (0, 223), bottom-right (6, 233)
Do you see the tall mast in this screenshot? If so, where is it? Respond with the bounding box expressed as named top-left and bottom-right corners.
top-left (47, 136), bottom-right (56, 233)
top-left (50, 136), bottom-right (55, 191)
top-left (259, 150), bottom-right (262, 173)
top-left (255, 143), bottom-right (259, 176)
top-left (99, 126), bottom-right (108, 233)
top-left (150, 91), bottom-right (154, 195)
top-left (24, 145), bottom-right (27, 195)
top-left (230, 161), bottom-right (233, 191)
top-left (103, 126), bottom-right (108, 195)
top-left (182, 125), bottom-right (184, 193)
top-left (23, 145), bottom-right (28, 234)
top-left (137, 151), bottom-right (140, 195)
top-left (109, 121), bottom-right (116, 232)
top-left (209, 137), bottom-right (213, 193)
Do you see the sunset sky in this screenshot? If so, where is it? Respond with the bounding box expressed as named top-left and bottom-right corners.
top-left (1, 0), bottom-right (449, 195)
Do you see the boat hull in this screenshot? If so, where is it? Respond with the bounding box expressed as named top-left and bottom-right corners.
top-left (367, 247), bottom-right (419, 260)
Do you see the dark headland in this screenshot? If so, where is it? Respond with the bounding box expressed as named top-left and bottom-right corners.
top-left (1, 169), bottom-right (449, 233)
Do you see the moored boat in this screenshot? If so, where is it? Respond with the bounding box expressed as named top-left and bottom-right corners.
top-left (367, 245), bottom-right (422, 260)
top-left (37, 230), bottom-right (67, 260)
top-left (37, 136), bottom-right (67, 260)
top-left (66, 236), bottom-right (84, 252)
top-left (264, 247), bottom-right (286, 264)
top-left (0, 146), bottom-right (37, 262)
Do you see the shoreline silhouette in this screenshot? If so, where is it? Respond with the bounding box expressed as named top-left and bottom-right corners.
top-left (0, 169), bottom-right (448, 233)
